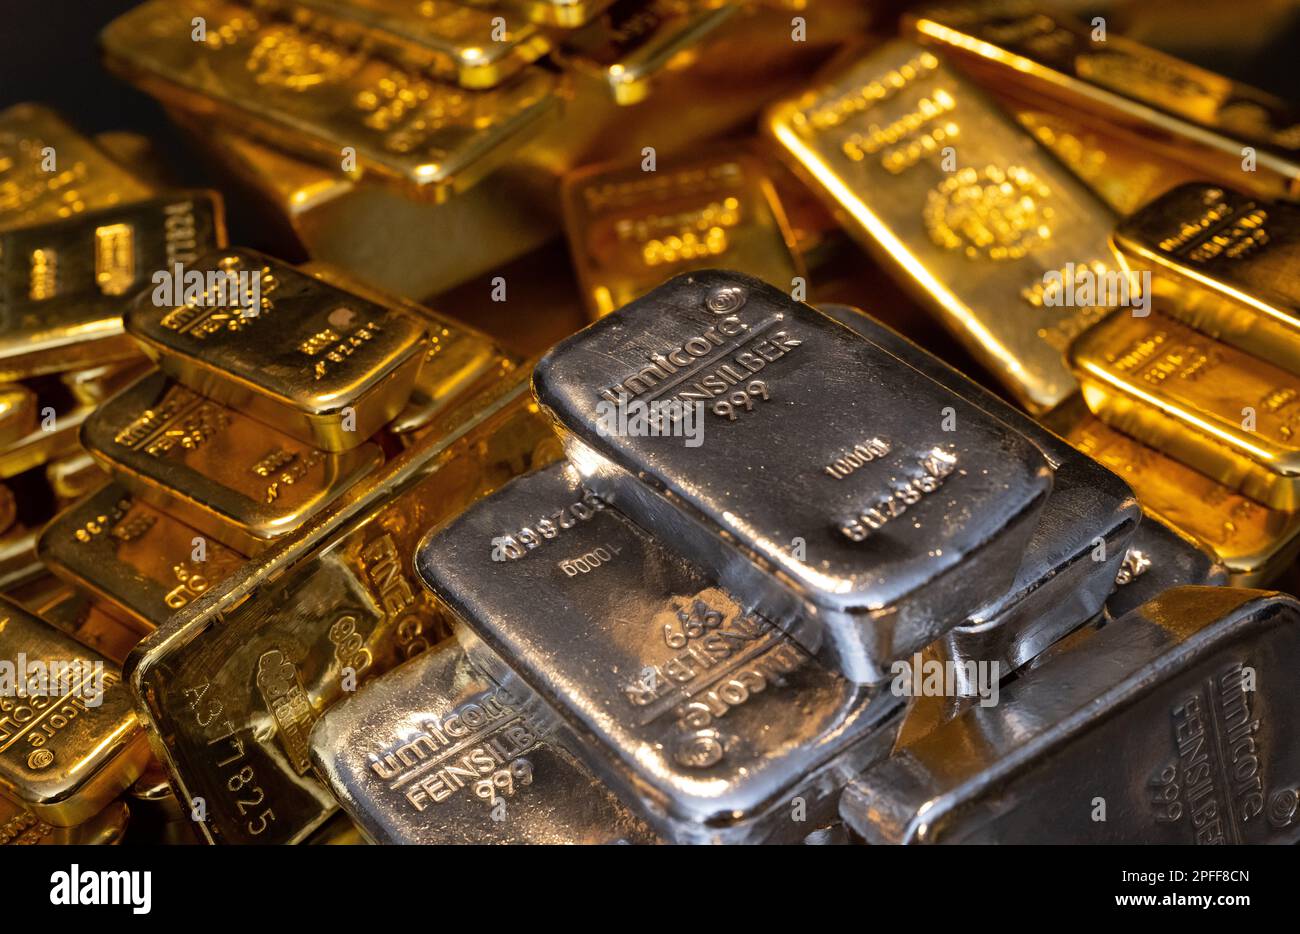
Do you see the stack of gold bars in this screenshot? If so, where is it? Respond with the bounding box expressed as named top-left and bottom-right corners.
top-left (1, 0), bottom-right (1299, 845)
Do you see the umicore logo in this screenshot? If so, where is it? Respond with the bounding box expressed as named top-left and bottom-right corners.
top-left (49, 865), bottom-right (151, 914)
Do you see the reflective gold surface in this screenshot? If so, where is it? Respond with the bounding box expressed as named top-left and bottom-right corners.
top-left (82, 370), bottom-right (383, 554)
top-left (45, 451), bottom-right (110, 509)
top-left (0, 384), bottom-right (37, 448)
top-left (0, 596), bottom-right (149, 825)
top-left (563, 147), bottom-right (803, 318)
top-left (764, 40), bottom-right (1119, 412)
top-left (124, 375), bottom-right (558, 843)
top-left (126, 248), bottom-right (429, 451)
top-left (0, 796), bottom-right (129, 845)
top-left (1114, 183), bottom-right (1300, 375)
top-left (102, 0), bottom-right (562, 203)
top-left (0, 103), bottom-right (153, 232)
top-left (22, 583), bottom-right (145, 668)
top-left (0, 402), bottom-right (92, 481)
top-left (1070, 309), bottom-right (1300, 509)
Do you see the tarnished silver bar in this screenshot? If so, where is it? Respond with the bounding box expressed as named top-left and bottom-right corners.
top-left (417, 461), bottom-right (904, 843)
top-left (1104, 517), bottom-right (1228, 621)
top-left (819, 303), bottom-right (1138, 685)
top-left (308, 640), bottom-right (658, 845)
top-left (840, 587), bottom-right (1300, 844)
top-left (533, 270), bottom-right (1054, 683)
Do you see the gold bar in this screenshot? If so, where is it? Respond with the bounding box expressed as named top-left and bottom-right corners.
top-left (1045, 398), bottom-right (1300, 585)
top-left (0, 595), bottom-right (150, 826)
top-left (1113, 183), bottom-right (1300, 375)
top-left (46, 451), bottom-right (109, 509)
top-left (0, 384), bottom-right (37, 449)
top-left (124, 375), bottom-right (558, 844)
top-left (60, 359), bottom-right (152, 408)
top-left (248, 0), bottom-right (554, 89)
top-left (0, 402), bottom-right (91, 481)
top-left (557, 0), bottom-right (738, 106)
top-left (1070, 309), bottom-right (1300, 509)
top-left (910, 0), bottom-right (1300, 200)
top-left (0, 192), bottom-right (225, 380)
top-left (126, 248), bottom-right (429, 451)
top-left (0, 796), bottom-right (129, 845)
top-left (13, 581), bottom-right (144, 668)
top-left (562, 147), bottom-right (804, 317)
top-left (102, 0), bottom-right (561, 204)
top-left (81, 370), bottom-right (383, 554)
top-left (39, 482), bottom-right (247, 635)
top-left (764, 40), bottom-right (1121, 412)
top-left (0, 103), bottom-right (153, 232)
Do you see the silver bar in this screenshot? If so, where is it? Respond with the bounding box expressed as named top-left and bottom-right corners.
top-left (532, 270), bottom-right (1054, 683)
top-left (819, 303), bottom-right (1138, 687)
top-left (308, 640), bottom-right (658, 845)
top-left (417, 461), bottom-right (904, 843)
top-left (840, 586), bottom-right (1300, 844)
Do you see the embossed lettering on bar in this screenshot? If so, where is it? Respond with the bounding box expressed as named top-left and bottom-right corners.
top-left (840, 587), bottom-right (1300, 843)
top-left (0, 596), bottom-right (150, 826)
top-left (911, 0), bottom-right (1300, 200)
top-left (310, 640), bottom-right (658, 843)
top-left (1114, 184), bottom-right (1300, 375)
top-left (563, 149), bottom-right (803, 318)
top-left (763, 40), bottom-right (1120, 412)
top-left (0, 104), bottom-right (153, 232)
top-left (533, 270), bottom-right (1054, 683)
top-left (0, 193), bottom-right (224, 380)
top-left (81, 370), bottom-right (383, 554)
top-left (39, 482), bottom-right (246, 634)
top-left (126, 248), bottom-right (428, 451)
top-left (124, 375), bottom-right (559, 843)
top-left (1070, 309), bottom-right (1300, 510)
top-left (819, 303), bottom-right (1139, 680)
top-left (418, 462), bottom-right (904, 842)
top-left (101, 0), bottom-right (561, 203)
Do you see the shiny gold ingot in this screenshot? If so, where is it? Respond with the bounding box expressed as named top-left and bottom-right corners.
top-left (764, 40), bottom-right (1120, 412)
top-left (249, 0), bottom-right (554, 89)
top-left (557, 0), bottom-right (738, 106)
top-left (1046, 399), bottom-right (1300, 585)
top-left (102, 0), bottom-right (561, 204)
top-left (0, 384), bottom-right (36, 449)
top-left (167, 117), bottom-right (557, 302)
top-left (0, 103), bottom-right (153, 232)
top-left (20, 584), bottom-right (145, 668)
top-left (0, 596), bottom-right (149, 826)
top-left (563, 147), bottom-right (804, 318)
top-left (60, 359), bottom-right (152, 408)
top-left (81, 370), bottom-right (383, 554)
top-left (1070, 310), bottom-right (1300, 509)
top-left (0, 192), bottom-right (225, 380)
top-left (40, 483), bottom-right (247, 634)
top-left (910, 0), bottom-right (1300, 200)
top-left (46, 451), bottom-right (109, 509)
top-left (126, 248), bottom-right (428, 451)
top-left (125, 375), bottom-right (559, 844)
top-left (0, 402), bottom-right (91, 481)
top-left (0, 796), bottom-right (129, 845)
top-left (1114, 183), bottom-right (1300, 375)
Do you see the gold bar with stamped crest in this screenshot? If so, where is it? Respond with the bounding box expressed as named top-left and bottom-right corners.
top-left (764, 40), bottom-right (1120, 412)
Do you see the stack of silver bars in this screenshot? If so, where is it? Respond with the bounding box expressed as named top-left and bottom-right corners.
top-left (1, 0), bottom-right (1299, 844)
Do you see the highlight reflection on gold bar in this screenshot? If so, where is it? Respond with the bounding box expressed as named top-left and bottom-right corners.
top-left (0, 402), bottom-right (92, 481)
top-left (911, 0), bottom-right (1300, 200)
top-left (0, 193), bottom-right (224, 380)
top-left (0, 795), bottom-right (129, 845)
top-left (0, 104), bottom-right (153, 232)
top-left (1114, 183), bottom-right (1300, 375)
top-left (1070, 309), bottom-right (1300, 509)
top-left (126, 248), bottom-right (428, 451)
top-left (1046, 398), bottom-right (1300, 585)
top-left (39, 483), bottom-right (246, 634)
top-left (102, 0), bottom-right (561, 203)
top-left (563, 148), bottom-right (803, 318)
top-left (46, 451), bottom-right (108, 509)
top-left (124, 375), bottom-right (559, 844)
top-left (0, 384), bottom-right (36, 448)
top-left (81, 370), bottom-right (383, 555)
top-left (764, 40), bottom-right (1119, 412)
top-left (0, 596), bottom-right (149, 826)
top-left (19, 582), bottom-right (145, 668)
top-left (249, 0), bottom-right (554, 89)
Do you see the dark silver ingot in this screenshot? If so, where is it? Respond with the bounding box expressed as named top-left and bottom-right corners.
top-left (819, 303), bottom-right (1139, 688)
top-left (1105, 517), bottom-right (1229, 621)
top-left (308, 640), bottom-right (657, 845)
top-left (416, 462), bottom-right (905, 843)
top-left (840, 587), bottom-right (1300, 844)
top-left (533, 271), bottom-right (1054, 683)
